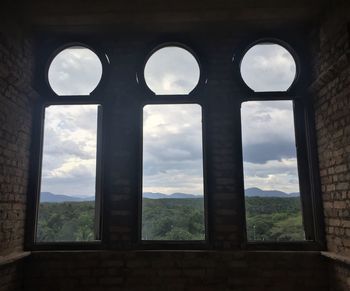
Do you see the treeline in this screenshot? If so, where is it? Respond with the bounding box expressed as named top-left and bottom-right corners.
top-left (37, 197), bottom-right (304, 242)
top-left (245, 197), bottom-right (304, 241)
top-left (37, 202), bottom-right (95, 242)
top-left (142, 198), bottom-right (205, 240)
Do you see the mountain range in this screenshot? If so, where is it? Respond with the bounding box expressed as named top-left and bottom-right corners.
top-left (40, 188), bottom-right (299, 203)
top-left (244, 187), bottom-right (299, 198)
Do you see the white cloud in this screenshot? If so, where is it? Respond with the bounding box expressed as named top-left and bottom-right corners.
top-left (144, 46), bottom-right (200, 95)
top-left (42, 45), bottom-right (300, 196)
top-left (241, 100), bottom-right (300, 193)
top-left (240, 44), bottom-right (296, 92)
top-left (48, 46), bottom-right (102, 95)
top-left (143, 104), bottom-right (204, 195)
top-left (243, 159), bottom-right (300, 193)
top-left (40, 105), bottom-right (98, 196)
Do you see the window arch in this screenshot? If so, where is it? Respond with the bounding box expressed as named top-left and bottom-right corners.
top-left (238, 39), bottom-right (322, 246)
top-left (34, 44), bottom-right (104, 244)
top-left (143, 45), bottom-right (201, 95)
top-left (240, 41), bottom-right (297, 92)
top-left (47, 45), bottom-right (103, 96)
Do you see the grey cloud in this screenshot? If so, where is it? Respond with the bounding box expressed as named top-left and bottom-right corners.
top-left (44, 47), bottom-right (299, 196)
top-left (243, 141), bottom-right (296, 164)
top-left (41, 162), bottom-right (96, 196)
top-left (241, 100), bottom-right (297, 164)
top-left (240, 44), bottom-right (296, 92)
top-left (242, 159), bottom-right (300, 193)
top-left (48, 47), bottom-right (102, 95)
top-left (144, 46), bottom-right (200, 94)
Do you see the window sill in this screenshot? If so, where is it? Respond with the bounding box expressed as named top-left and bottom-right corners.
top-left (321, 251), bottom-right (350, 267)
top-left (139, 240), bottom-right (209, 250)
top-left (0, 251), bottom-right (31, 267)
top-left (243, 240), bottom-right (324, 251)
top-left (28, 241), bottom-right (103, 251)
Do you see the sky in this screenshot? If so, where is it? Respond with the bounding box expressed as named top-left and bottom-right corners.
top-left (41, 44), bottom-right (299, 197)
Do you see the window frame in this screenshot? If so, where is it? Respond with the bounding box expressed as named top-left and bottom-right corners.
top-left (235, 38), bottom-right (325, 250)
top-left (136, 41), bottom-right (210, 249)
top-left (26, 42), bottom-right (108, 250)
top-left (139, 101), bottom-right (209, 249)
top-left (136, 41), bottom-right (208, 99)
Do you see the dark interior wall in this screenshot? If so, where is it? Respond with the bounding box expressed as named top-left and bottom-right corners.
top-left (24, 251), bottom-right (328, 291)
top-left (22, 23), bottom-right (330, 291)
top-left (0, 19), bottom-right (37, 291)
top-left (0, 262), bottom-right (24, 291)
top-left (310, 2), bottom-right (350, 291)
top-left (0, 22), bottom-right (36, 256)
top-left (1, 1), bottom-right (349, 290)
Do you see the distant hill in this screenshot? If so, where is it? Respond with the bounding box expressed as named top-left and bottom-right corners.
top-left (143, 192), bottom-right (201, 199)
top-left (40, 192), bottom-right (94, 203)
top-left (245, 187), bottom-right (299, 198)
top-left (40, 187), bottom-right (299, 203)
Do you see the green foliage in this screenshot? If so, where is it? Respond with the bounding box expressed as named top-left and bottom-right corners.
top-left (142, 198), bottom-right (205, 240)
top-left (245, 197), bottom-right (305, 241)
top-left (36, 197), bottom-right (305, 242)
top-left (37, 201), bottom-right (95, 242)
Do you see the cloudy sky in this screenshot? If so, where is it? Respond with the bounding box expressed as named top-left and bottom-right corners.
top-left (41, 44), bottom-right (299, 198)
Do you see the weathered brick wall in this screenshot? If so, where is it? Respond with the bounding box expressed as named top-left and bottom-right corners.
top-left (0, 24), bottom-right (36, 256)
top-left (24, 251), bottom-right (328, 291)
top-left (0, 19), bottom-right (36, 291)
top-left (0, 262), bottom-right (24, 291)
top-left (310, 3), bottom-right (350, 290)
top-left (328, 262), bottom-right (350, 291)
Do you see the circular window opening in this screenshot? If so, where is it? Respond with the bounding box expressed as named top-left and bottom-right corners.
top-left (48, 46), bottom-right (103, 96)
top-left (240, 43), bottom-right (297, 92)
top-left (144, 46), bottom-right (200, 95)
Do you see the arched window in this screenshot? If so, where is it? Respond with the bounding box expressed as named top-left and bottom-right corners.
top-left (35, 45), bottom-right (105, 243)
top-left (141, 45), bottom-right (206, 242)
top-left (240, 43), bottom-right (296, 92)
top-left (239, 41), bottom-right (320, 245)
top-left (144, 46), bottom-right (200, 95)
top-left (48, 46), bottom-right (103, 96)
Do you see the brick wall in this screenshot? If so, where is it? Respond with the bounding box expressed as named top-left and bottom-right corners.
top-left (18, 28), bottom-right (331, 290)
top-left (0, 262), bottom-right (24, 291)
top-left (24, 251), bottom-right (328, 291)
top-left (0, 19), bottom-right (36, 291)
top-left (0, 4), bottom-right (343, 290)
top-left (310, 3), bottom-right (350, 290)
top-left (0, 23), bottom-right (36, 256)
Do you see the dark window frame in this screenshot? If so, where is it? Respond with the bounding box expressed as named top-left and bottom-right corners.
top-left (139, 101), bottom-right (209, 249)
top-left (136, 40), bottom-right (208, 99)
top-left (136, 42), bottom-right (210, 249)
top-left (235, 38), bottom-right (325, 250)
top-left (25, 42), bottom-right (108, 250)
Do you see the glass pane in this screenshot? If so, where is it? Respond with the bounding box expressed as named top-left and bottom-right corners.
top-left (142, 104), bottom-right (205, 240)
top-left (36, 104), bottom-right (99, 242)
top-left (144, 46), bottom-right (200, 95)
top-left (241, 100), bottom-right (305, 241)
top-left (48, 46), bottom-right (103, 95)
top-left (240, 43), bottom-right (296, 92)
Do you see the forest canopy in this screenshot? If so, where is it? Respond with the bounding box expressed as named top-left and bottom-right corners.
top-left (36, 197), bottom-right (304, 242)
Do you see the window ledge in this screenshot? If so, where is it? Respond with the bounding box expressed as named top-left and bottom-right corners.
top-left (0, 251), bottom-right (31, 267)
top-left (321, 251), bottom-right (350, 267)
